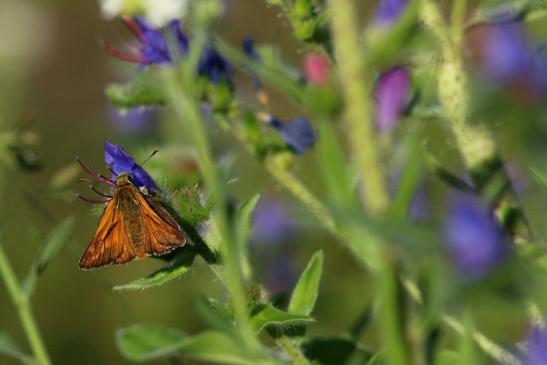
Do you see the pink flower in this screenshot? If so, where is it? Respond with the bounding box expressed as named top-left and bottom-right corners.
top-left (304, 54), bottom-right (330, 86)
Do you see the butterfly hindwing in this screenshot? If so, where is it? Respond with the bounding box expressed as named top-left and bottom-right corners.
top-left (134, 192), bottom-right (187, 256)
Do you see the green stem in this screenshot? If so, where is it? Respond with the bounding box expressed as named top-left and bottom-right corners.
top-left (274, 336), bottom-right (312, 365)
top-left (0, 244), bottom-right (51, 365)
top-left (327, 0), bottom-right (389, 214)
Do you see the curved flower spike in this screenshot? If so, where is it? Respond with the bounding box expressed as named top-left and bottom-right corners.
top-left (268, 116), bottom-right (316, 155)
top-left (104, 141), bottom-right (157, 190)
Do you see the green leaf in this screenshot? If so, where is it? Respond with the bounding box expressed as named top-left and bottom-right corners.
top-left (105, 68), bottom-right (166, 108)
top-left (531, 167), bottom-right (547, 190)
top-left (236, 194), bottom-right (260, 250)
top-left (316, 120), bottom-right (356, 210)
top-left (0, 331), bottom-right (36, 365)
top-left (288, 251), bottom-right (324, 315)
top-left (390, 134), bottom-right (424, 219)
top-left (301, 337), bottom-right (373, 365)
top-left (250, 304), bottom-right (315, 333)
top-left (235, 194), bottom-right (260, 281)
top-left (175, 331), bottom-right (259, 365)
top-left (117, 325), bottom-right (260, 365)
top-left (117, 324), bottom-right (186, 362)
top-left (113, 252), bottom-right (195, 291)
top-left (23, 217), bottom-right (74, 297)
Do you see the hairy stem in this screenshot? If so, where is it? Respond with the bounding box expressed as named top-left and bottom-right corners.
top-left (0, 244), bottom-right (51, 365)
top-left (327, 0), bottom-right (389, 214)
top-left (420, 0), bottom-right (530, 241)
top-left (275, 336), bottom-right (312, 365)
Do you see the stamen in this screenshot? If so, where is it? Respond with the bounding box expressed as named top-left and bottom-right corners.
top-left (122, 15), bottom-right (143, 41)
top-left (98, 39), bottom-right (144, 63)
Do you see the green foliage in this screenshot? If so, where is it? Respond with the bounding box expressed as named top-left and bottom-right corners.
top-left (105, 69), bottom-right (166, 108)
top-left (116, 324), bottom-right (186, 362)
top-left (288, 251), bottom-right (323, 315)
top-left (117, 324), bottom-right (260, 364)
top-left (23, 217), bottom-right (74, 297)
top-left (113, 251), bottom-right (195, 291)
top-left (250, 304), bottom-right (314, 333)
top-left (301, 337), bottom-right (373, 365)
top-left (0, 332), bottom-right (35, 365)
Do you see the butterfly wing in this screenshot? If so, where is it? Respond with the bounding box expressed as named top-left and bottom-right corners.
top-left (79, 197), bottom-right (136, 269)
top-left (138, 194), bottom-right (187, 256)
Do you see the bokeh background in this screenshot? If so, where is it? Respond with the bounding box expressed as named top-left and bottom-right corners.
top-left (1, 1), bottom-right (546, 364)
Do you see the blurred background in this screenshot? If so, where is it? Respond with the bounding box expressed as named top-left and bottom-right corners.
top-left (0, 0), bottom-right (546, 364)
top-left (0, 2), bottom-right (373, 364)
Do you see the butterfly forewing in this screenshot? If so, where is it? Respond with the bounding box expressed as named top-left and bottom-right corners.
top-left (79, 175), bottom-right (186, 269)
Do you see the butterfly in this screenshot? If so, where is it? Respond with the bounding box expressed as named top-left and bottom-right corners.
top-left (77, 161), bottom-right (186, 270)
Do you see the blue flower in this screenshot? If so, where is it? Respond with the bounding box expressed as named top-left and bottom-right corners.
top-left (524, 325), bottom-right (547, 365)
top-left (252, 198), bottom-right (294, 244)
top-left (443, 193), bottom-right (508, 279)
top-left (373, 0), bottom-right (408, 26)
top-left (483, 21), bottom-right (536, 85)
top-left (101, 16), bottom-right (188, 65)
top-left (242, 37), bottom-right (259, 61)
top-left (268, 116), bottom-right (316, 155)
top-left (108, 107), bottom-right (158, 136)
top-left (374, 66), bottom-right (411, 133)
top-left (198, 47), bottom-right (232, 84)
top-left (104, 141), bottom-right (157, 190)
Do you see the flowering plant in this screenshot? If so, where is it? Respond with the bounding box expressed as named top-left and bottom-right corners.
top-left (1, 0), bottom-right (547, 365)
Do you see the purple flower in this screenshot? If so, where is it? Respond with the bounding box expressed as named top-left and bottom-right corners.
top-left (101, 16), bottom-right (188, 65)
top-left (483, 21), bottom-right (536, 86)
top-left (268, 116), bottom-right (316, 155)
top-left (104, 141), bottom-right (157, 190)
top-left (252, 198), bottom-right (294, 244)
top-left (443, 193), bottom-right (508, 279)
top-left (198, 47), bottom-right (232, 84)
top-left (374, 66), bottom-right (411, 133)
top-left (523, 325), bottom-right (547, 365)
top-left (109, 107), bottom-right (158, 135)
top-left (373, 0), bottom-right (408, 26)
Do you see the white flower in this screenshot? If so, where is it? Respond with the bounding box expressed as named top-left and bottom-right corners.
top-left (100, 0), bottom-right (124, 19)
top-left (143, 0), bottom-right (189, 27)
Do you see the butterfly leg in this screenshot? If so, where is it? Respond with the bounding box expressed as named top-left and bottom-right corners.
top-left (89, 185), bottom-right (113, 198)
top-left (76, 194), bottom-right (109, 204)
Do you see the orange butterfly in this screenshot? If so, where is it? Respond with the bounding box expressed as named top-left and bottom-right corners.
top-left (77, 161), bottom-right (186, 270)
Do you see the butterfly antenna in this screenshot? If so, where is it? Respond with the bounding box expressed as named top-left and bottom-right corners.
top-left (76, 157), bottom-right (115, 186)
top-left (141, 149), bottom-right (159, 166)
top-left (76, 193), bottom-right (109, 204)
